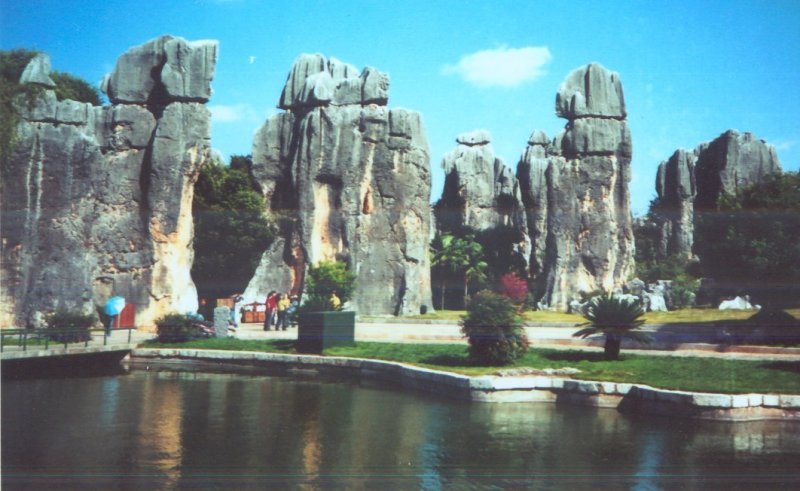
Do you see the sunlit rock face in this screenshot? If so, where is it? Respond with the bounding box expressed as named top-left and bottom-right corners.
top-left (0, 36), bottom-right (216, 328)
top-left (435, 130), bottom-right (529, 231)
top-left (518, 63), bottom-right (635, 310)
top-left (653, 130), bottom-right (782, 258)
top-left (244, 54), bottom-right (433, 315)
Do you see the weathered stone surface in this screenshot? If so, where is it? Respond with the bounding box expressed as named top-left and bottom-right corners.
top-left (562, 118), bottom-right (631, 158)
top-left (694, 130), bottom-right (782, 209)
top-left (162, 38), bottom-right (218, 101)
top-left (653, 130), bottom-right (782, 258)
top-left (517, 131), bottom-right (550, 276)
top-left (20, 53), bottom-right (56, 87)
top-left (278, 54), bottom-right (390, 109)
top-left (556, 63), bottom-right (626, 119)
top-left (14, 89), bottom-right (58, 122)
top-left (519, 63), bottom-right (634, 310)
top-left (653, 149), bottom-right (696, 257)
top-left (104, 35), bottom-right (217, 104)
top-left (1, 37), bottom-right (216, 328)
top-left (360, 66), bottom-right (389, 105)
top-left (245, 55), bottom-right (431, 316)
top-left (435, 130), bottom-right (529, 239)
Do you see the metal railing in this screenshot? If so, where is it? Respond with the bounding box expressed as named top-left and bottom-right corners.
top-left (0, 327), bottom-right (136, 353)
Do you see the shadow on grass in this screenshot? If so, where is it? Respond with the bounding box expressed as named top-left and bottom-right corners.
top-left (541, 351), bottom-right (609, 363)
top-left (269, 339), bottom-right (298, 352)
top-left (761, 361), bottom-right (800, 375)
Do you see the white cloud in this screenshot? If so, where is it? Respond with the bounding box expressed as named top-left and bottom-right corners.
top-left (442, 46), bottom-right (552, 88)
top-left (771, 138), bottom-right (796, 152)
top-left (209, 103), bottom-right (258, 124)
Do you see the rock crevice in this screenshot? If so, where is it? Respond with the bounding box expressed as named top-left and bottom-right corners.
top-left (243, 54), bottom-right (432, 316)
top-left (1, 37), bottom-right (217, 327)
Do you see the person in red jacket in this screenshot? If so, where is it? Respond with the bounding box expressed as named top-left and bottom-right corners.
top-left (264, 291), bottom-right (277, 331)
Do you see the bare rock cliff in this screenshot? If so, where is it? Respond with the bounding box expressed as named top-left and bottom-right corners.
top-left (243, 54), bottom-right (432, 315)
top-left (0, 36), bottom-right (217, 327)
top-left (654, 130), bottom-right (782, 258)
top-left (519, 63), bottom-right (635, 309)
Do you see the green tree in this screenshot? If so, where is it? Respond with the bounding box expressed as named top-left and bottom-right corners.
top-left (694, 172), bottom-right (800, 311)
top-left (461, 290), bottom-right (529, 365)
top-left (191, 155), bottom-right (276, 301)
top-left (477, 225), bottom-right (529, 280)
top-left (573, 294), bottom-right (649, 360)
top-left (430, 232), bottom-right (487, 309)
top-left (304, 260), bottom-right (357, 305)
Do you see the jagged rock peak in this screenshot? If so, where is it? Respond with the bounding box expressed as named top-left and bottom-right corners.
top-left (555, 63), bottom-right (626, 120)
top-left (656, 149), bottom-right (696, 202)
top-left (278, 53), bottom-right (390, 109)
top-left (456, 129), bottom-right (492, 146)
top-left (102, 35), bottom-right (218, 104)
top-left (693, 129), bottom-right (782, 209)
top-left (20, 53), bottom-right (56, 87)
top-left (528, 130), bottom-right (549, 146)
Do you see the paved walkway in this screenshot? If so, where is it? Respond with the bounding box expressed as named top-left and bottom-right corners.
top-left (3, 321), bottom-right (798, 362)
top-left (233, 321), bottom-right (800, 361)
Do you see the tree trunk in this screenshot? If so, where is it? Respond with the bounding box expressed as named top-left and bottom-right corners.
top-left (604, 334), bottom-right (621, 360)
top-left (463, 278), bottom-right (469, 306)
top-left (441, 280), bottom-right (447, 310)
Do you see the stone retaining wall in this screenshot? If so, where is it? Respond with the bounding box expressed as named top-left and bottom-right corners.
top-left (131, 348), bottom-right (800, 421)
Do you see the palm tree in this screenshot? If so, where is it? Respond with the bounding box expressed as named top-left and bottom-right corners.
top-left (431, 233), bottom-right (487, 309)
top-left (431, 233), bottom-right (464, 310)
top-left (573, 293), bottom-right (650, 360)
top-left (461, 239), bottom-right (488, 301)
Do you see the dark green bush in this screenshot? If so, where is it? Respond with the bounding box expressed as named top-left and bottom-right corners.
top-left (304, 260), bottom-right (357, 303)
top-left (45, 310), bottom-right (95, 343)
top-left (51, 70), bottom-right (101, 105)
top-left (155, 314), bottom-right (198, 342)
top-left (298, 293), bottom-right (339, 313)
top-left (461, 290), bottom-right (529, 366)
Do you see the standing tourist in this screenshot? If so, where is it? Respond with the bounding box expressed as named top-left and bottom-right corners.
top-left (264, 291), bottom-right (277, 331)
top-left (330, 290), bottom-right (341, 310)
top-left (276, 293), bottom-right (290, 330)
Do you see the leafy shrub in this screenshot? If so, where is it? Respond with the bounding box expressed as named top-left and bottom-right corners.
top-left (668, 283), bottom-right (697, 310)
top-left (498, 272), bottom-right (528, 305)
top-left (45, 310), bottom-right (95, 342)
top-left (51, 70), bottom-right (101, 105)
top-left (304, 260), bottom-right (356, 303)
top-left (298, 293), bottom-right (340, 313)
top-left (155, 314), bottom-right (198, 342)
top-left (461, 290), bottom-right (529, 366)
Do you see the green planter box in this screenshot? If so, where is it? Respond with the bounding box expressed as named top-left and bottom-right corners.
top-left (297, 311), bottom-right (356, 354)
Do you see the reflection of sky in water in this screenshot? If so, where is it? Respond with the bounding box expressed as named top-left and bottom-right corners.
top-left (3, 369), bottom-right (800, 489)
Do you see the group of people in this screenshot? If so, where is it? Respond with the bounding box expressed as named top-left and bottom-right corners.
top-left (263, 291), bottom-right (299, 331)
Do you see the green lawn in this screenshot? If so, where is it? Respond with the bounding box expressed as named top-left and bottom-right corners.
top-left (379, 308), bottom-right (800, 325)
top-left (139, 339), bottom-right (800, 395)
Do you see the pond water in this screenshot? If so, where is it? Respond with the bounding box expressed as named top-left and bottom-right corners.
top-left (3, 366), bottom-right (800, 489)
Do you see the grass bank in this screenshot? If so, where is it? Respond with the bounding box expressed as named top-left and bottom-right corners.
top-left (369, 308), bottom-right (800, 325)
top-left (139, 339), bottom-right (800, 395)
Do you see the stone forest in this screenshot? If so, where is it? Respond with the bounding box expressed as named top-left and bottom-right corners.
top-left (0, 36), bottom-right (790, 328)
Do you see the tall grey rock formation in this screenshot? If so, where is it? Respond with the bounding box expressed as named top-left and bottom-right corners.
top-left (654, 130), bottom-right (782, 257)
top-left (518, 63), bottom-right (635, 309)
top-left (1, 36), bottom-right (217, 328)
top-left (435, 130), bottom-right (528, 236)
top-left (243, 54), bottom-right (432, 316)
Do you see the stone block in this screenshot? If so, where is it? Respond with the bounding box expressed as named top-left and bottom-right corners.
top-left (762, 394), bottom-right (780, 407)
top-left (616, 383), bottom-right (634, 395)
top-left (779, 395), bottom-right (800, 409)
top-left (692, 393), bottom-right (733, 408)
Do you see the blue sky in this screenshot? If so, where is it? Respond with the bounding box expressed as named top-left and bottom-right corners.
top-left (3, 0), bottom-right (799, 215)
